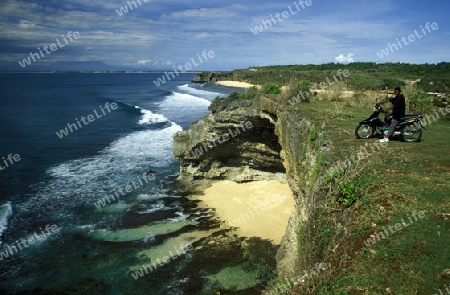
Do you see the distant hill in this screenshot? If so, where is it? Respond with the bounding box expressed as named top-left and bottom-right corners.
top-left (39, 61), bottom-right (125, 71)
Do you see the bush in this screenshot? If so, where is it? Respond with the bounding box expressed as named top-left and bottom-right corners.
top-left (264, 82), bottom-right (281, 94)
top-left (297, 80), bottom-right (312, 93)
top-left (293, 80), bottom-right (312, 103)
top-left (321, 81), bottom-right (346, 101)
top-left (245, 86), bottom-right (260, 100)
top-left (226, 87), bottom-right (260, 100)
top-left (228, 92), bottom-right (240, 99)
top-left (282, 80), bottom-right (313, 104)
top-left (336, 181), bottom-right (359, 206)
top-left (238, 93), bottom-right (249, 99)
top-left (381, 78), bottom-right (406, 90)
top-left (357, 91), bottom-right (382, 109)
top-left (407, 91), bottom-right (434, 114)
top-left (416, 77), bottom-right (450, 92)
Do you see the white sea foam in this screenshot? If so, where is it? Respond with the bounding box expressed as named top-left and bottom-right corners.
top-left (0, 202), bottom-right (12, 244)
top-left (136, 194), bottom-right (172, 201)
top-left (156, 92), bottom-right (211, 117)
top-left (177, 84), bottom-right (224, 99)
top-left (168, 212), bottom-right (190, 222)
top-left (22, 123), bottom-right (182, 215)
top-left (153, 89), bottom-right (225, 125)
top-left (135, 201), bottom-right (171, 214)
top-left (135, 106), bottom-right (168, 125)
top-left (86, 220), bottom-right (197, 242)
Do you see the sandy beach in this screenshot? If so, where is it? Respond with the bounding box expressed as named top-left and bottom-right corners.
top-left (193, 180), bottom-right (294, 244)
top-left (314, 89), bottom-right (355, 98)
top-left (215, 80), bottom-right (260, 88)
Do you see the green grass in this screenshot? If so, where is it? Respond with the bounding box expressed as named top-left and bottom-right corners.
top-left (312, 97), bottom-right (450, 294)
top-left (201, 62), bottom-right (450, 91)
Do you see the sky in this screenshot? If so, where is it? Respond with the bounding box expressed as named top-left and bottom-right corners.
top-left (0, 0), bottom-right (449, 71)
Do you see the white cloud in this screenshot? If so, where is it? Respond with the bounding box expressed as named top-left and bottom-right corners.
top-left (335, 53), bottom-right (355, 63)
top-left (0, 0), bottom-right (447, 69)
top-left (137, 59), bottom-right (152, 65)
top-left (164, 7), bottom-right (237, 19)
top-left (18, 20), bottom-right (37, 29)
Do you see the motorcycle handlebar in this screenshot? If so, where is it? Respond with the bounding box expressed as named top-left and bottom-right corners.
top-left (373, 105), bottom-right (383, 112)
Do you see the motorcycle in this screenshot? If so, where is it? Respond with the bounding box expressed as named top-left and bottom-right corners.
top-left (355, 105), bottom-right (425, 142)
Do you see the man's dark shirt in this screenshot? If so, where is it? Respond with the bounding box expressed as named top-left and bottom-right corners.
top-left (390, 94), bottom-right (406, 120)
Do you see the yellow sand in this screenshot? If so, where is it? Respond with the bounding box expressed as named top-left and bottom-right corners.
top-left (215, 81), bottom-right (259, 88)
top-left (314, 89), bottom-right (355, 98)
top-left (193, 180), bottom-right (294, 244)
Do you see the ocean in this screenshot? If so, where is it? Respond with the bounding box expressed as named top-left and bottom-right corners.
top-left (0, 72), bottom-right (254, 294)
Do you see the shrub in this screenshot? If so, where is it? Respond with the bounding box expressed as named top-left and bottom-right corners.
top-left (325, 168), bottom-right (344, 185)
top-left (292, 80), bottom-right (312, 103)
top-left (264, 82), bottom-right (281, 94)
top-left (245, 86), bottom-right (260, 100)
top-left (407, 91), bottom-right (434, 114)
top-left (336, 181), bottom-right (359, 206)
top-left (357, 91), bottom-right (383, 109)
top-left (296, 80), bottom-right (312, 94)
top-left (281, 80), bottom-right (313, 104)
top-left (228, 92), bottom-right (240, 99)
top-left (382, 78), bottom-right (406, 90)
top-left (321, 81), bottom-right (346, 101)
top-left (238, 93), bottom-right (249, 99)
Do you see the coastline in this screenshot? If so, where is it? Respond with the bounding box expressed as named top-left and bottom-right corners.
top-left (192, 180), bottom-right (294, 245)
top-left (215, 80), bottom-right (259, 88)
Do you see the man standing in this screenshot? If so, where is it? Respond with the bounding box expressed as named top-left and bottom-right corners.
top-left (377, 87), bottom-right (406, 143)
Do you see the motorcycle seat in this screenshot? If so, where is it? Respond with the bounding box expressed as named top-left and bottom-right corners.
top-left (401, 114), bottom-right (421, 121)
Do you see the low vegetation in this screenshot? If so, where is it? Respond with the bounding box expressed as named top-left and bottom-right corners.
top-left (288, 93), bottom-right (448, 295)
top-left (197, 62), bottom-right (450, 92)
top-left (205, 63), bottom-right (449, 295)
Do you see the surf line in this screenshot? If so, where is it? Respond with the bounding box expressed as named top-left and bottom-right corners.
top-left (55, 102), bottom-right (118, 139)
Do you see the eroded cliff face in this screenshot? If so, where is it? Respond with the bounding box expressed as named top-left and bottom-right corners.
top-left (173, 97), bottom-right (286, 188)
top-left (173, 94), bottom-right (345, 280)
top-left (273, 107), bottom-right (331, 277)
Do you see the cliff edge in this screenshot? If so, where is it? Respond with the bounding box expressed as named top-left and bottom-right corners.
top-left (172, 91), bottom-right (352, 283)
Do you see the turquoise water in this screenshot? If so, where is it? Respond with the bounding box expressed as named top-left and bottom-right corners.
top-left (0, 73), bottom-right (270, 294)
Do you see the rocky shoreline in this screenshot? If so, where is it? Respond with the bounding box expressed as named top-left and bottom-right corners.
top-left (171, 88), bottom-right (302, 274)
top-left (171, 82), bottom-right (351, 288)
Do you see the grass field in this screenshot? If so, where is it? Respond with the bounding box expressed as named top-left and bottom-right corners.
top-left (290, 95), bottom-right (450, 294)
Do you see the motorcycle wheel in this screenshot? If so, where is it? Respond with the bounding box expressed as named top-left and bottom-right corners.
top-left (402, 123), bottom-right (423, 142)
top-left (355, 123), bottom-right (375, 139)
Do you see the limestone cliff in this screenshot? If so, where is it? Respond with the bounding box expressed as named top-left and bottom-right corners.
top-left (173, 92), bottom-right (352, 284)
top-left (173, 96), bottom-right (286, 187)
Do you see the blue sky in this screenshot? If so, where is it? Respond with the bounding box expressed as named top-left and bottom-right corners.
top-left (0, 0), bottom-right (448, 70)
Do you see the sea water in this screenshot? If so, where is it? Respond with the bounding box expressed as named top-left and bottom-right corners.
top-left (0, 72), bottom-right (249, 294)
